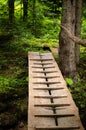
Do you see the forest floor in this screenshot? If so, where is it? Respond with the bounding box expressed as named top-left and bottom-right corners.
top-left (0, 31), bottom-right (86, 129)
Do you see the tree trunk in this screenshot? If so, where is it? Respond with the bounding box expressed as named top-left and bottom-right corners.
top-left (75, 0), bottom-right (82, 64)
top-left (32, 0), bottom-right (36, 36)
top-left (59, 0), bottom-right (76, 78)
top-left (8, 0), bottom-right (15, 23)
top-left (23, 0), bottom-right (28, 21)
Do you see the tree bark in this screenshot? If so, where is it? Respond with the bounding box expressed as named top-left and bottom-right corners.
top-left (59, 0), bottom-right (76, 78)
top-left (60, 25), bottom-right (86, 47)
top-left (75, 0), bottom-right (82, 64)
top-left (23, 0), bottom-right (28, 21)
top-left (32, 0), bottom-right (36, 36)
top-left (8, 0), bottom-right (15, 23)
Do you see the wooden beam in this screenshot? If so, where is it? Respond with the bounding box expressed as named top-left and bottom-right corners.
top-left (33, 87), bottom-right (64, 90)
top-left (34, 103), bottom-right (70, 107)
top-left (35, 126), bottom-right (80, 130)
top-left (35, 113), bottom-right (74, 117)
top-left (34, 95), bottom-right (67, 98)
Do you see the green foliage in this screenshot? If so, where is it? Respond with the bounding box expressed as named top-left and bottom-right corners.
top-left (0, 76), bottom-right (27, 93)
top-left (0, 0), bottom-right (61, 40)
top-left (0, 76), bottom-right (12, 93)
top-left (69, 78), bottom-right (86, 127)
top-left (81, 18), bottom-right (86, 39)
top-left (65, 78), bottom-right (73, 86)
top-left (39, 0), bottom-right (62, 17)
top-left (0, 1), bottom-right (86, 128)
top-left (0, 74), bottom-right (28, 93)
top-left (70, 80), bottom-right (86, 109)
top-left (0, 58), bottom-right (8, 70)
top-left (79, 46), bottom-right (86, 80)
top-left (68, 49), bottom-right (86, 127)
top-left (0, 0), bottom-right (8, 21)
top-left (15, 0), bottom-right (23, 19)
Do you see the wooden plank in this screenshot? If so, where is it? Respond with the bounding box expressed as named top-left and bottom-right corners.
top-left (33, 75), bottom-right (60, 78)
top-left (28, 52), bottom-right (84, 130)
top-left (46, 58), bottom-right (84, 129)
top-left (34, 95), bottom-right (67, 98)
top-left (33, 62), bottom-right (53, 65)
top-left (30, 59), bottom-right (53, 61)
top-left (28, 52), bottom-right (56, 129)
top-left (33, 81), bottom-right (61, 84)
top-left (34, 103), bottom-right (70, 107)
top-left (34, 95), bottom-right (67, 99)
top-left (35, 126), bottom-right (80, 130)
top-left (32, 70), bottom-right (58, 73)
top-left (35, 113), bottom-right (74, 117)
top-left (32, 66), bottom-right (55, 68)
top-left (33, 87), bottom-right (64, 90)
top-left (28, 53), bottom-right (40, 130)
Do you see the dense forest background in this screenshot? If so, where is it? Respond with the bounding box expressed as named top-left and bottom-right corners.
top-left (0, 0), bottom-right (86, 130)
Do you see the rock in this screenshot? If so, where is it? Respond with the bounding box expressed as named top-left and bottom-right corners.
top-left (19, 121), bottom-right (24, 128)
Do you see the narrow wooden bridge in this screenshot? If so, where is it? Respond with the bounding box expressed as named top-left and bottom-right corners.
top-left (28, 52), bottom-right (84, 130)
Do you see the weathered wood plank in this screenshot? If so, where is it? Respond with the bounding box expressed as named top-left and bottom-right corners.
top-left (30, 59), bottom-right (53, 61)
top-left (34, 103), bottom-right (70, 107)
top-left (32, 66), bottom-right (55, 69)
top-left (28, 52), bottom-right (84, 130)
top-left (35, 126), bottom-right (80, 130)
top-left (33, 62), bottom-right (53, 65)
top-left (35, 113), bottom-right (74, 117)
top-left (33, 87), bottom-right (64, 90)
top-left (28, 52), bottom-right (56, 129)
top-left (32, 70), bottom-right (58, 73)
top-left (34, 95), bottom-right (67, 98)
top-left (33, 81), bottom-right (61, 83)
top-left (32, 75), bottom-right (60, 78)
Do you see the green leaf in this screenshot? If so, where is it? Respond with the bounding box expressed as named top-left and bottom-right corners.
top-left (65, 78), bottom-right (73, 86)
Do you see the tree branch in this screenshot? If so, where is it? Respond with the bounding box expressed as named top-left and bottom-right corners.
top-left (60, 25), bottom-right (86, 47)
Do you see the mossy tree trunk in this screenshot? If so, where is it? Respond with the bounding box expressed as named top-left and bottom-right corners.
top-left (59, 0), bottom-right (82, 78)
top-left (59, 0), bottom-right (76, 78)
top-left (75, 0), bottom-right (82, 64)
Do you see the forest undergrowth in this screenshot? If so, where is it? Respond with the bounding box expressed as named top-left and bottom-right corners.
top-left (0, 23), bottom-right (86, 129)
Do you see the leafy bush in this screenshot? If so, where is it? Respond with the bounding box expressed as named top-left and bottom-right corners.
top-left (81, 18), bottom-right (86, 39)
top-left (0, 76), bottom-right (12, 93)
top-left (70, 80), bottom-right (86, 109)
top-left (0, 76), bottom-right (28, 94)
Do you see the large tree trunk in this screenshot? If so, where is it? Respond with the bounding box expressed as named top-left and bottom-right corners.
top-left (8, 0), bottom-right (15, 23)
top-left (59, 0), bottom-right (76, 78)
top-left (23, 0), bottom-right (28, 21)
top-left (75, 0), bottom-right (82, 64)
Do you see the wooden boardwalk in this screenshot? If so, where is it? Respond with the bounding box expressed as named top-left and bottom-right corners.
top-left (28, 52), bottom-right (84, 130)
